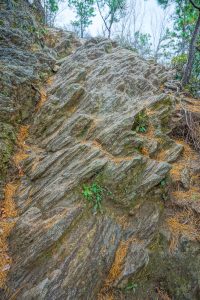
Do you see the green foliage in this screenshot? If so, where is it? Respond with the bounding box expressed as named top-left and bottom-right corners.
top-left (138, 126), bottom-right (147, 133)
top-left (159, 178), bottom-right (169, 201)
top-left (69, 0), bottom-right (95, 38)
top-left (157, 0), bottom-right (200, 91)
top-left (48, 0), bottom-right (59, 12)
top-left (133, 31), bottom-right (152, 58)
top-left (133, 111), bottom-right (149, 133)
top-left (42, 0), bottom-right (62, 26)
top-left (27, 25), bottom-right (48, 39)
top-left (125, 282), bottom-right (138, 292)
top-left (160, 179), bottom-right (167, 187)
top-left (172, 53), bottom-right (187, 71)
top-left (157, 0), bottom-right (169, 7)
top-left (97, 0), bottom-right (126, 37)
top-left (82, 183), bottom-right (105, 213)
top-left (171, 1), bottom-right (199, 53)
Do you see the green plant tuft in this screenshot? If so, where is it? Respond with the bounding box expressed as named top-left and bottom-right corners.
top-left (125, 282), bottom-right (138, 292)
top-left (132, 111), bottom-right (148, 133)
top-left (82, 183), bottom-right (104, 214)
top-left (160, 179), bottom-right (167, 187)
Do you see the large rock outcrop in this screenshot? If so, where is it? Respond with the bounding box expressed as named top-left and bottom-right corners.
top-left (0, 1), bottom-right (200, 300)
top-left (0, 0), bottom-right (81, 295)
top-left (0, 0), bottom-right (81, 196)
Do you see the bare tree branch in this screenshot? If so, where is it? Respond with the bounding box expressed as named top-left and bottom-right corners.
top-left (96, 0), bottom-right (110, 33)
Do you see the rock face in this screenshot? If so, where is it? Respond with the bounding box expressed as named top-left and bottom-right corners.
top-left (1, 2), bottom-right (200, 300)
top-left (0, 0), bottom-right (81, 197)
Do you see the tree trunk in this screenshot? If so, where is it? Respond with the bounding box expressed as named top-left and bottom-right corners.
top-left (182, 11), bottom-right (200, 86)
top-left (80, 20), bottom-right (83, 38)
top-left (96, 0), bottom-right (110, 38)
top-left (108, 14), bottom-right (114, 39)
top-left (108, 28), bottom-right (111, 38)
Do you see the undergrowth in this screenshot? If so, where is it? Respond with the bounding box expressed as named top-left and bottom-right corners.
top-left (132, 111), bottom-right (149, 133)
top-left (82, 183), bottom-right (112, 214)
top-left (125, 282), bottom-right (138, 293)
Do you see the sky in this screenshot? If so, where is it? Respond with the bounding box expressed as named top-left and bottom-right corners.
top-left (55, 0), bottom-right (173, 43)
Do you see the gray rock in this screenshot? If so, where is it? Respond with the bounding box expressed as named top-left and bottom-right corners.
top-left (6, 37), bottom-right (174, 299)
top-left (115, 241), bottom-right (149, 288)
top-left (1, 3), bottom-right (199, 300)
top-left (165, 143), bottom-right (184, 163)
top-left (181, 167), bottom-right (191, 190)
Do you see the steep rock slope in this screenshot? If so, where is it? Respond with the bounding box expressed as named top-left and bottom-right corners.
top-left (5, 39), bottom-right (200, 299)
top-left (0, 2), bottom-right (200, 300)
top-left (0, 0), bottom-right (81, 196)
top-left (0, 0), bottom-right (81, 295)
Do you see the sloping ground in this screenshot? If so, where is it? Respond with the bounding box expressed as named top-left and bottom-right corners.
top-left (1, 36), bottom-right (199, 299)
top-left (0, 2), bottom-right (200, 300)
top-left (0, 0), bottom-right (81, 197)
top-left (0, 0), bottom-right (81, 297)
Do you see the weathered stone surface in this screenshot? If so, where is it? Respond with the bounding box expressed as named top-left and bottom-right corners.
top-left (115, 240), bottom-right (149, 288)
top-left (10, 214), bottom-right (122, 299)
top-left (181, 167), bottom-right (191, 190)
top-left (1, 3), bottom-right (200, 300)
top-left (4, 37), bottom-right (174, 299)
top-left (0, 0), bottom-right (80, 196)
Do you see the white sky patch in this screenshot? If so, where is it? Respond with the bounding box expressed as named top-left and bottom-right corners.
top-left (55, 0), bottom-right (174, 41)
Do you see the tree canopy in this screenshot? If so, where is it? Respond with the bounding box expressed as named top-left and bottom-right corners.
top-left (96, 0), bottom-right (127, 38)
top-left (68, 0), bottom-right (95, 38)
top-left (157, 0), bottom-right (200, 88)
